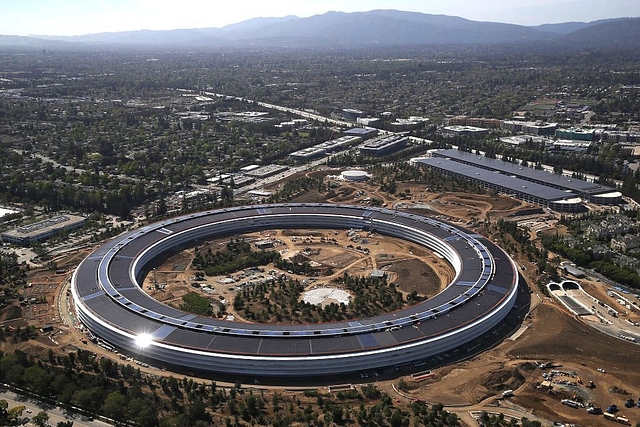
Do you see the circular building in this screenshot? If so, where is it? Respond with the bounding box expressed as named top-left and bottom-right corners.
top-left (549, 197), bottom-right (583, 213)
top-left (72, 203), bottom-right (519, 378)
top-left (592, 191), bottom-right (623, 206)
top-left (341, 170), bottom-right (369, 182)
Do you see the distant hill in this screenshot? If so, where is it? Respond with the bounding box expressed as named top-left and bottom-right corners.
top-left (561, 18), bottom-right (640, 47)
top-left (0, 34), bottom-right (70, 49)
top-left (50, 28), bottom-right (220, 46)
top-left (3, 10), bottom-right (640, 50)
top-left (218, 15), bottom-right (299, 33)
top-left (219, 10), bottom-right (555, 46)
top-left (533, 18), bottom-right (629, 35)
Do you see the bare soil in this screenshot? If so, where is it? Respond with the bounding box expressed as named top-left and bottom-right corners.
top-left (142, 227), bottom-right (454, 324)
top-left (403, 302), bottom-right (640, 426)
top-left (386, 258), bottom-right (448, 296)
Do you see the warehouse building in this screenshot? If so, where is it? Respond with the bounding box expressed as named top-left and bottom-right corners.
top-left (289, 147), bottom-right (327, 160)
top-left (1, 215), bottom-right (86, 246)
top-left (555, 128), bottom-right (596, 141)
top-left (316, 136), bottom-right (361, 152)
top-left (442, 125), bottom-right (490, 137)
top-left (342, 108), bottom-right (364, 121)
top-left (244, 164), bottom-right (289, 178)
top-left (430, 149), bottom-right (621, 205)
top-left (344, 128), bottom-right (378, 139)
top-left (360, 135), bottom-right (408, 156)
top-left (356, 118), bottom-right (381, 127)
top-left (501, 120), bottom-right (557, 135)
top-left (289, 136), bottom-right (361, 160)
top-left (415, 157), bottom-right (584, 212)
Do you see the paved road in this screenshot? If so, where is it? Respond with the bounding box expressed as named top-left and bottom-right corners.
top-left (202, 90), bottom-right (387, 131)
top-left (12, 150), bottom-right (82, 176)
top-left (234, 150), bottom-right (353, 195)
top-left (580, 111), bottom-right (596, 126)
top-left (1, 389), bottom-right (112, 427)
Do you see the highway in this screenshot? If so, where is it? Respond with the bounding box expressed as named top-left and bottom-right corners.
top-left (202, 90), bottom-right (367, 129)
top-left (200, 89), bottom-right (401, 196)
top-left (202, 90), bottom-right (394, 137)
top-left (0, 389), bottom-right (112, 427)
top-left (234, 154), bottom-right (338, 195)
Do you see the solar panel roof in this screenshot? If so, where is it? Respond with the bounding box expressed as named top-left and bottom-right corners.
top-left (434, 149), bottom-right (614, 195)
top-left (418, 157), bottom-right (579, 201)
top-left (74, 204), bottom-right (519, 358)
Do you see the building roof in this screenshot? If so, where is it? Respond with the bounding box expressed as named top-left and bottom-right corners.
top-left (361, 135), bottom-right (407, 150)
top-left (2, 215), bottom-right (85, 240)
top-left (370, 269), bottom-right (386, 278)
top-left (344, 127), bottom-right (377, 136)
top-left (417, 158), bottom-right (579, 202)
top-left (443, 125), bottom-right (489, 133)
top-left (244, 164), bottom-right (289, 177)
top-left (73, 204), bottom-right (518, 362)
top-left (562, 265), bottom-right (585, 278)
top-left (0, 207), bottom-right (20, 218)
top-left (289, 147), bottom-right (326, 158)
top-left (433, 149), bottom-right (615, 196)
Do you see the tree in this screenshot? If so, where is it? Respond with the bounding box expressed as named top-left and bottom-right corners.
top-left (521, 417), bottom-right (542, 427)
top-left (127, 397), bottom-right (158, 427)
top-left (73, 387), bottom-right (104, 415)
top-left (6, 404), bottom-right (25, 425)
top-left (32, 411), bottom-right (49, 427)
top-left (361, 384), bottom-right (381, 399)
top-left (0, 399), bottom-right (7, 421)
top-left (23, 364), bottom-right (52, 396)
top-left (102, 391), bottom-right (126, 422)
top-left (155, 194), bottom-right (167, 217)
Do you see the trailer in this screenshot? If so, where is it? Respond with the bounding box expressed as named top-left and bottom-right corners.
top-left (616, 416), bottom-right (630, 425)
top-left (561, 399), bottom-right (581, 408)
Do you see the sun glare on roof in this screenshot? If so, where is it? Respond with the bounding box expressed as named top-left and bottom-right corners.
top-left (134, 332), bottom-right (154, 349)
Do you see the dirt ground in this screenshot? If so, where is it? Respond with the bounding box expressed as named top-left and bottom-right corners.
top-left (142, 227), bottom-right (452, 323)
top-left (286, 169), bottom-right (531, 222)
top-left (386, 258), bottom-right (449, 296)
top-left (401, 301), bottom-right (640, 426)
top-left (2, 247), bottom-right (93, 328)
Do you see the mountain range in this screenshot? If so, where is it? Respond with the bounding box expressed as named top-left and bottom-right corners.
top-left (1, 10), bottom-right (639, 50)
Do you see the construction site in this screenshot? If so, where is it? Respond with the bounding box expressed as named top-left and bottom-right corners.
top-left (2, 170), bottom-right (639, 426)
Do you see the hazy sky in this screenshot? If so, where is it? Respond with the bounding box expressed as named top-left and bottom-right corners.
top-left (3, 0), bottom-right (639, 36)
